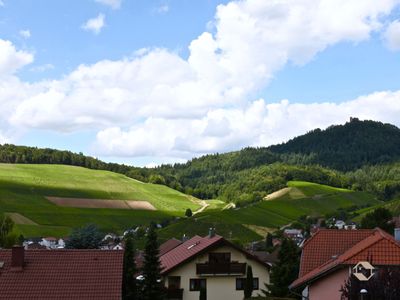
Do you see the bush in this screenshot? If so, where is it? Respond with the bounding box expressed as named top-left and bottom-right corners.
top-left (185, 208), bottom-right (193, 217)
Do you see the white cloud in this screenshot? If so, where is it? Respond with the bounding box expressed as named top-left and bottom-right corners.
top-left (30, 63), bottom-right (54, 72)
top-left (384, 20), bottom-right (400, 50)
top-left (19, 29), bottom-right (31, 39)
top-left (93, 91), bottom-right (400, 158)
top-left (156, 4), bottom-right (169, 14)
top-left (1, 0), bottom-right (400, 162)
top-left (0, 1), bottom-right (4, 7)
top-left (0, 39), bottom-right (33, 76)
top-left (95, 0), bottom-right (121, 10)
top-left (82, 14), bottom-right (105, 35)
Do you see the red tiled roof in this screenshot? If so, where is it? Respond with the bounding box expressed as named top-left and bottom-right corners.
top-left (161, 235), bottom-right (223, 274)
top-left (159, 238), bottom-right (182, 256)
top-left (160, 235), bottom-right (270, 275)
top-left (290, 228), bottom-right (400, 289)
top-left (298, 229), bottom-right (375, 277)
top-left (0, 249), bottom-right (123, 299)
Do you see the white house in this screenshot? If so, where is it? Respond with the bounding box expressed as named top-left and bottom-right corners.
top-left (159, 232), bottom-right (270, 300)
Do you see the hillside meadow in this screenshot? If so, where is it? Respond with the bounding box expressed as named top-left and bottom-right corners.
top-left (0, 164), bottom-right (381, 243)
top-left (0, 164), bottom-right (200, 237)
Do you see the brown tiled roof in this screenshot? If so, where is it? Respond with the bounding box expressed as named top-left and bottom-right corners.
top-left (160, 235), bottom-right (270, 275)
top-left (0, 249), bottom-right (123, 299)
top-left (159, 238), bottom-right (182, 256)
top-left (161, 235), bottom-right (222, 274)
top-left (290, 228), bottom-right (400, 289)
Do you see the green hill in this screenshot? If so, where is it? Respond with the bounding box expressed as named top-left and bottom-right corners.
top-left (160, 181), bottom-right (380, 244)
top-left (0, 164), bottom-right (200, 237)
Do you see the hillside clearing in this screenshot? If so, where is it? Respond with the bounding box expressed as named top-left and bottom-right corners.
top-left (264, 187), bottom-right (291, 201)
top-left (5, 213), bottom-right (38, 225)
top-left (46, 196), bottom-right (156, 210)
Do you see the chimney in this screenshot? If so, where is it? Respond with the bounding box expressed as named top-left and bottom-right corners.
top-left (208, 228), bottom-right (215, 238)
top-left (11, 245), bottom-right (24, 270)
top-left (395, 228), bottom-right (400, 243)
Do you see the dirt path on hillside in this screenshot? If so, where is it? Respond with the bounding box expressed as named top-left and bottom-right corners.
top-left (5, 213), bottom-right (38, 225)
top-left (264, 187), bottom-right (291, 201)
top-left (193, 200), bottom-right (209, 215)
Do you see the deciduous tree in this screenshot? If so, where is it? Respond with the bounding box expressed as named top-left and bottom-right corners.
top-left (66, 224), bottom-right (103, 249)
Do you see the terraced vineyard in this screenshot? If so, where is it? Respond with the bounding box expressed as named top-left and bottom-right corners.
top-left (160, 181), bottom-right (381, 243)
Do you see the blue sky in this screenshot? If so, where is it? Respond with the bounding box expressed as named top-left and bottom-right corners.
top-left (1, 0), bottom-right (400, 166)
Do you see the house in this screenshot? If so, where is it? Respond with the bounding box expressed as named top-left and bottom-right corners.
top-left (39, 237), bottom-right (66, 249)
top-left (40, 237), bottom-right (58, 249)
top-left (290, 228), bottom-right (400, 300)
top-left (343, 222), bottom-right (357, 230)
top-left (159, 231), bottom-right (271, 300)
top-left (0, 246), bottom-right (123, 299)
top-left (283, 228), bottom-right (304, 245)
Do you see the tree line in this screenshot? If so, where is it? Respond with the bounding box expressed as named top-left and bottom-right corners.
top-left (2, 120), bottom-right (400, 205)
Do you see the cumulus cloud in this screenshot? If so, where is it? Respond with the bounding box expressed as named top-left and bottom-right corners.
top-left (30, 63), bottom-right (54, 72)
top-left (82, 13), bottom-right (105, 35)
top-left (156, 4), bottom-right (169, 14)
top-left (19, 29), bottom-right (31, 39)
top-left (93, 91), bottom-right (400, 158)
top-left (95, 0), bottom-right (121, 9)
top-left (2, 0), bottom-right (400, 162)
top-left (0, 39), bottom-right (33, 76)
top-left (384, 20), bottom-right (400, 50)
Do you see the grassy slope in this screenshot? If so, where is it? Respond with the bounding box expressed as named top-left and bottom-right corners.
top-left (160, 181), bottom-right (380, 244)
top-left (353, 197), bottom-right (400, 223)
top-left (0, 164), bottom-right (200, 237)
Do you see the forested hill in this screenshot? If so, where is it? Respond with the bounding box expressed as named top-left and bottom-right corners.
top-left (2, 119), bottom-right (400, 203)
top-left (268, 118), bottom-right (400, 171)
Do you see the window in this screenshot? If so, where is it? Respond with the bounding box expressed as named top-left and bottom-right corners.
top-left (209, 252), bottom-right (231, 263)
top-left (190, 279), bottom-right (206, 291)
top-left (168, 276), bottom-right (181, 289)
top-left (236, 278), bottom-right (259, 290)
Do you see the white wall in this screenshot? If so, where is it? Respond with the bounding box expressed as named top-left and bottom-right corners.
top-left (164, 245), bottom-right (270, 300)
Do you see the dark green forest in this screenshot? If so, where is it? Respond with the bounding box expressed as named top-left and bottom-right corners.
top-left (2, 119), bottom-right (400, 205)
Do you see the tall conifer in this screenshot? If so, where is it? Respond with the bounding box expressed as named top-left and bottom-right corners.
top-left (142, 223), bottom-right (164, 300)
top-left (122, 233), bottom-right (137, 299)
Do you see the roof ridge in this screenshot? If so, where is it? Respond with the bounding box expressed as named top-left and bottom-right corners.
top-left (337, 232), bottom-right (383, 264)
top-left (373, 227), bottom-right (400, 249)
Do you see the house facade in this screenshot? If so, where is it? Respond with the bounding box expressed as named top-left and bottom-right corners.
top-left (290, 228), bottom-right (400, 300)
top-left (160, 233), bottom-right (270, 300)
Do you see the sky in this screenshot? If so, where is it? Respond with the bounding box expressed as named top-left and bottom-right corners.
top-left (1, 0), bottom-right (400, 167)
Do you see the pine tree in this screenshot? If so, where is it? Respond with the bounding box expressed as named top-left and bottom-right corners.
top-left (142, 224), bottom-right (164, 300)
top-left (122, 233), bottom-right (137, 299)
top-left (244, 265), bottom-right (254, 299)
top-left (267, 238), bottom-right (299, 297)
top-left (265, 233), bottom-right (273, 250)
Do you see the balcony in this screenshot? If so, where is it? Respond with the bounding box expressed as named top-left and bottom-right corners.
top-left (166, 288), bottom-right (184, 300)
top-left (196, 262), bottom-right (246, 276)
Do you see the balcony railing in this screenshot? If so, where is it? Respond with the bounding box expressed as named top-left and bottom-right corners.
top-left (166, 288), bottom-right (184, 299)
top-left (196, 262), bottom-right (246, 275)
